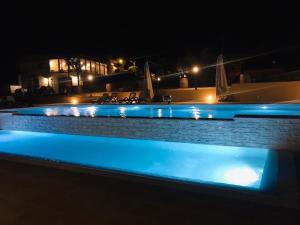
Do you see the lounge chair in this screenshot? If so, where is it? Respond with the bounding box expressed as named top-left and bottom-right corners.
top-left (109, 93), bottom-right (118, 104)
top-left (92, 93), bottom-right (111, 104)
top-left (162, 95), bottom-right (172, 104)
top-left (128, 92), bottom-right (139, 104)
top-left (118, 92), bottom-right (136, 104)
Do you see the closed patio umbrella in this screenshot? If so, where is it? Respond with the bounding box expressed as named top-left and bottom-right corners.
top-left (216, 54), bottom-right (229, 99)
top-left (143, 61), bottom-right (154, 101)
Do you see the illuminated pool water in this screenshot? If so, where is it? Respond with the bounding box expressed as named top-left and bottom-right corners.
top-left (0, 130), bottom-right (271, 190)
top-left (7, 104), bottom-right (300, 119)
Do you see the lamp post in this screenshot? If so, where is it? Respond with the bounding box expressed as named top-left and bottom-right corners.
top-left (156, 77), bottom-right (161, 96)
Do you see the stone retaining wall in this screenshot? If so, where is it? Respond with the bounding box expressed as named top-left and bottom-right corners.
top-left (1, 113), bottom-right (300, 150)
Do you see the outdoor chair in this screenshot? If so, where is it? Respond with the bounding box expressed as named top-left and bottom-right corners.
top-left (127, 92), bottom-right (139, 104)
top-left (109, 93), bottom-right (119, 103)
top-left (162, 95), bottom-right (172, 104)
top-left (93, 93), bottom-right (111, 104)
top-left (118, 92), bottom-right (136, 104)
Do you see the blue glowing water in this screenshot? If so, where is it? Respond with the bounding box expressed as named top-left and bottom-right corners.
top-left (7, 104), bottom-right (300, 119)
top-left (0, 130), bottom-right (270, 189)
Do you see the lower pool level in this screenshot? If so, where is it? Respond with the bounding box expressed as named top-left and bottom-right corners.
top-left (0, 130), bottom-right (271, 190)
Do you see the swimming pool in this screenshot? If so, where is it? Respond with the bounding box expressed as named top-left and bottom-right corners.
top-left (7, 104), bottom-right (300, 119)
top-left (0, 130), bottom-right (272, 190)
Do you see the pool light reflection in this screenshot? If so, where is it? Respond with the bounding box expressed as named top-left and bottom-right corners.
top-left (192, 108), bottom-right (200, 120)
top-left (86, 106), bottom-right (97, 117)
top-left (119, 107), bottom-right (126, 118)
top-left (223, 166), bottom-right (261, 187)
top-left (70, 107), bottom-right (80, 117)
top-left (157, 108), bottom-right (162, 118)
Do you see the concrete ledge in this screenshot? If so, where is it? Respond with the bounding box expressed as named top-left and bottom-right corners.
top-left (1, 113), bottom-right (300, 150)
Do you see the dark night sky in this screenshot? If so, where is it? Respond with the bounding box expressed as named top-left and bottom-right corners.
top-left (1, 1), bottom-right (300, 83)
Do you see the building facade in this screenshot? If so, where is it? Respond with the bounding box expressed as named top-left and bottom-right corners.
top-left (20, 55), bottom-right (108, 94)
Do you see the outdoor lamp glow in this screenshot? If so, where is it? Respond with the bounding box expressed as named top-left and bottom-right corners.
top-left (87, 75), bottom-right (94, 81)
top-left (192, 66), bottom-right (200, 73)
top-left (118, 59), bottom-right (124, 64)
top-left (157, 77), bottom-right (161, 81)
top-left (71, 98), bottom-right (78, 104)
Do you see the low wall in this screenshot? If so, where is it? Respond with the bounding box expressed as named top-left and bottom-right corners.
top-left (231, 81), bottom-right (300, 102)
top-left (1, 113), bottom-right (300, 151)
top-left (158, 87), bottom-right (217, 102)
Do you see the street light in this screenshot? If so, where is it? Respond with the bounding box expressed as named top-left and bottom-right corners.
top-left (192, 65), bottom-right (201, 73)
top-left (118, 58), bottom-right (124, 64)
top-left (157, 77), bottom-right (161, 81)
top-left (87, 75), bottom-right (93, 81)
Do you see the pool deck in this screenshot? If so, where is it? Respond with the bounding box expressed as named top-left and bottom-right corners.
top-left (0, 160), bottom-right (299, 225)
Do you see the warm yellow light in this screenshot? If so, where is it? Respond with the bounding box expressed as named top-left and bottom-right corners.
top-left (71, 98), bottom-right (78, 104)
top-left (192, 66), bottom-right (200, 73)
top-left (157, 77), bottom-right (161, 81)
top-left (118, 59), bottom-right (123, 64)
top-left (87, 75), bottom-right (93, 81)
top-left (206, 95), bottom-right (215, 103)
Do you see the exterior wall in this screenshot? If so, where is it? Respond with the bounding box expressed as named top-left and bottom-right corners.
top-left (1, 113), bottom-right (300, 151)
top-left (179, 77), bottom-right (189, 88)
top-left (158, 87), bottom-right (217, 102)
top-left (230, 81), bottom-right (300, 102)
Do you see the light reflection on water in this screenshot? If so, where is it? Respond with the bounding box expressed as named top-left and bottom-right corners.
top-left (192, 108), bottom-right (200, 120)
top-left (85, 106), bottom-right (97, 117)
top-left (119, 106), bottom-right (126, 118)
top-left (157, 108), bottom-right (162, 118)
top-left (27, 104), bottom-right (300, 119)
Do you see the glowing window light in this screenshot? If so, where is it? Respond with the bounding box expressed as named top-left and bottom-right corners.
top-left (208, 114), bottom-right (213, 119)
top-left (223, 167), bottom-right (260, 187)
top-left (49, 59), bottom-right (59, 72)
top-left (71, 76), bottom-right (79, 86)
top-left (261, 106), bottom-right (268, 109)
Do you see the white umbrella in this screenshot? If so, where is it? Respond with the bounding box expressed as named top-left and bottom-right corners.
top-left (216, 54), bottom-right (229, 99)
top-left (144, 61), bottom-right (154, 101)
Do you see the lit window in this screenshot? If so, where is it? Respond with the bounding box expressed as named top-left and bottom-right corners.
top-left (80, 59), bottom-right (86, 70)
top-left (91, 61), bottom-right (95, 73)
top-left (104, 64), bottom-right (108, 75)
top-left (96, 62), bottom-right (100, 74)
top-left (60, 59), bottom-right (68, 72)
top-left (86, 60), bottom-right (91, 71)
top-left (71, 76), bottom-right (79, 86)
top-left (49, 59), bottom-right (59, 72)
top-left (100, 63), bottom-right (106, 75)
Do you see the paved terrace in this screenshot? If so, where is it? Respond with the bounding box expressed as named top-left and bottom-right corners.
top-left (1, 160), bottom-right (300, 225)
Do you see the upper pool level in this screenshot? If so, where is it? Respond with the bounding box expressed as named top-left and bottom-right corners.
top-left (5, 103), bottom-right (300, 120)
